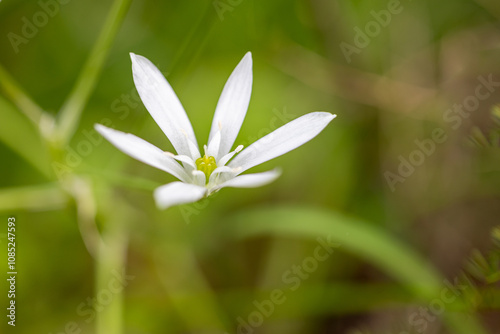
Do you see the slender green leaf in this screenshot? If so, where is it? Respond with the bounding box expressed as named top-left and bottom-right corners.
top-left (222, 206), bottom-right (441, 297)
top-left (219, 206), bottom-right (487, 334)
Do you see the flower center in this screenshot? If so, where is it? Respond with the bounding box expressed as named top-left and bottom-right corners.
top-left (196, 155), bottom-right (217, 181)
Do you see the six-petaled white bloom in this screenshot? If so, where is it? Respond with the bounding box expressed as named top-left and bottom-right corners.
top-left (95, 52), bottom-right (336, 210)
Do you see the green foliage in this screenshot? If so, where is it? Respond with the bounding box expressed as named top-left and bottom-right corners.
top-left (1, 0), bottom-right (499, 333)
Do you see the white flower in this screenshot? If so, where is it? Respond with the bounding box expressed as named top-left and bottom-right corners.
top-left (95, 52), bottom-right (336, 210)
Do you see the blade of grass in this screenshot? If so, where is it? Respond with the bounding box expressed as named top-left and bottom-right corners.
top-left (218, 205), bottom-right (487, 334)
top-left (222, 206), bottom-right (441, 297)
top-left (56, 0), bottom-right (132, 144)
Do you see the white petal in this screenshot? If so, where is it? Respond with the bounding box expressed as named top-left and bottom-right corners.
top-left (186, 138), bottom-right (201, 160)
top-left (206, 130), bottom-right (221, 158)
top-left (214, 169), bottom-right (281, 190)
top-left (95, 124), bottom-right (189, 182)
top-left (208, 166), bottom-right (234, 185)
top-left (191, 171), bottom-right (206, 187)
top-left (154, 182), bottom-right (207, 210)
top-left (130, 53), bottom-right (200, 159)
top-left (218, 144), bottom-right (244, 167)
top-left (167, 153), bottom-right (196, 169)
top-left (208, 52), bottom-right (252, 159)
top-left (228, 112), bottom-right (336, 173)
top-left (208, 168), bottom-right (239, 190)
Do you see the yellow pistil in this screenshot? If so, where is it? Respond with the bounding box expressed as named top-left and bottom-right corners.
top-left (196, 155), bottom-right (217, 182)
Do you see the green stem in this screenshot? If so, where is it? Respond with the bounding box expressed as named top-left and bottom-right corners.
top-left (70, 177), bottom-right (104, 258)
top-left (96, 227), bottom-right (128, 334)
top-left (56, 0), bottom-right (132, 144)
top-left (69, 176), bottom-right (129, 334)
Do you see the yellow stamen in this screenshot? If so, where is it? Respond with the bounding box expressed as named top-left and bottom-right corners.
top-left (196, 155), bottom-right (217, 182)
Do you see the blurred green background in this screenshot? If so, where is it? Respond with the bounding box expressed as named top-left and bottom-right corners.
top-left (1, 0), bottom-right (500, 333)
